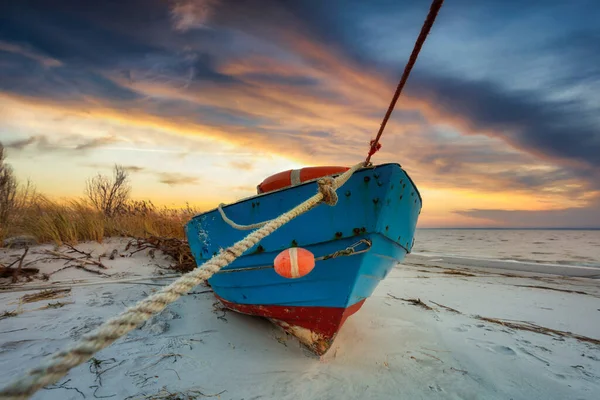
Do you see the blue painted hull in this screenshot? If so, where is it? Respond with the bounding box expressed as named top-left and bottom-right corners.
top-left (186, 162), bottom-right (422, 307)
top-left (185, 163), bottom-right (422, 352)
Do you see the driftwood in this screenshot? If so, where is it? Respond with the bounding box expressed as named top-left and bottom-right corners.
top-left (42, 249), bottom-right (107, 269)
top-left (21, 289), bottom-right (72, 304)
top-left (0, 267), bottom-right (39, 279)
top-left (18, 248), bottom-right (113, 279)
top-left (0, 248), bottom-right (38, 282)
top-left (126, 236), bottom-right (195, 273)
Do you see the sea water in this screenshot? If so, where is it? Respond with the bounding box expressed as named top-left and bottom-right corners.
top-left (413, 229), bottom-right (600, 269)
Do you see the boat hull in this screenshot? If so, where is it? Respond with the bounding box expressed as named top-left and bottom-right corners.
top-left (185, 163), bottom-right (422, 354)
top-left (216, 294), bottom-right (366, 355)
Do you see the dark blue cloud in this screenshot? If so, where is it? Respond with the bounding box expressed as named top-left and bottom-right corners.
top-left (0, 50), bottom-right (141, 102)
top-left (0, 0), bottom-right (168, 68)
top-left (407, 72), bottom-right (600, 170)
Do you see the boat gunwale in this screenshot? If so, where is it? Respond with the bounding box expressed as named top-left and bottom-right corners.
top-left (188, 163), bottom-right (422, 221)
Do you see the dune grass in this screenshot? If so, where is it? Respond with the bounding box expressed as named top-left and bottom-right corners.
top-left (1, 196), bottom-right (199, 246)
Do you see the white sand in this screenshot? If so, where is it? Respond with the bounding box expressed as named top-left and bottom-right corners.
top-left (1, 239), bottom-right (599, 399)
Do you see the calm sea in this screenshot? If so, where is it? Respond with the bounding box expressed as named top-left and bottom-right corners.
top-left (412, 229), bottom-right (600, 268)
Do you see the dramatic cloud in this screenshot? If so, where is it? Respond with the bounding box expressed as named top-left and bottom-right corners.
top-left (407, 73), bottom-right (600, 171)
top-left (0, 0), bottom-right (598, 226)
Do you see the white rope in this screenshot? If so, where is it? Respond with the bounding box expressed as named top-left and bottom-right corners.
top-left (218, 168), bottom-right (352, 230)
top-left (0, 162), bottom-right (363, 400)
top-left (217, 203), bottom-right (272, 230)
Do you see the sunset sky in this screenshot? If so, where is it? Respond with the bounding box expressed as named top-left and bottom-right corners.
top-left (1, 0), bottom-right (599, 228)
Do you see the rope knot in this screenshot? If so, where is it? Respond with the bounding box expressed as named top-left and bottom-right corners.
top-left (317, 177), bottom-right (338, 206)
top-left (368, 139), bottom-right (382, 157)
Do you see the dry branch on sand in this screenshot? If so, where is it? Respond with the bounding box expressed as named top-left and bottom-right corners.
top-left (42, 301), bottom-right (73, 309)
top-left (409, 297), bottom-right (600, 346)
top-left (21, 288), bottom-right (71, 304)
top-left (387, 293), bottom-right (433, 311)
top-left (42, 248), bottom-right (107, 269)
top-left (42, 379), bottom-right (85, 399)
top-left (124, 386), bottom-right (226, 399)
top-left (0, 310), bottom-right (19, 321)
top-left (429, 301), bottom-right (461, 314)
top-left (0, 248), bottom-right (38, 282)
top-left (477, 317), bottom-right (600, 345)
top-left (441, 270), bottom-right (476, 277)
top-left (34, 249), bottom-right (112, 278)
top-left (0, 266), bottom-right (39, 280)
top-left (513, 284), bottom-right (594, 297)
top-left (126, 236), bottom-right (195, 273)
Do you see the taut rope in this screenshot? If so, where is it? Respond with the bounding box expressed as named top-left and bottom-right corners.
top-left (365, 0), bottom-right (445, 165)
top-left (0, 163), bottom-right (364, 400)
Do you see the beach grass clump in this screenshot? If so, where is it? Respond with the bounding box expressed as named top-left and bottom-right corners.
top-left (3, 197), bottom-right (199, 246)
top-left (1, 148), bottom-right (201, 247)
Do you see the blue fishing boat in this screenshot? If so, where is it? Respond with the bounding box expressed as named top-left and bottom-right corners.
top-left (185, 163), bottom-right (422, 354)
top-left (184, 0), bottom-right (447, 355)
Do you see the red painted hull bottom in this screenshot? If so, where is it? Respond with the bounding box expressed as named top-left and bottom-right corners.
top-left (215, 294), bottom-right (366, 355)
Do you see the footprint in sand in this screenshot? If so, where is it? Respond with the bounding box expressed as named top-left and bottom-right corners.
top-left (0, 340), bottom-right (36, 354)
top-left (467, 338), bottom-right (516, 356)
top-left (492, 345), bottom-right (517, 356)
top-left (86, 292), bottom-right (115, 307)
top-left (428, 384), bottom-right (444, 392)
top-left (452, 324), bottom-right (470, 332)
top-left (571, 365), bottom-right (598, 381)
top-left (517, 346), bottom-right (550, 366)
top-left (138, 309), bottom-right (180, 335)
top-left (161, 337), bottom-right (194, 351)
top-left (69, 316), bottom-right (104, 339)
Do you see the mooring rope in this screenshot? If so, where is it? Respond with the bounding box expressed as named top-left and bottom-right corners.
top-left (365, 0), bottom-right (445, 165)
top-left (0, 163), bottom-right (364, 400)
top-left (218, 203), bottom-right (272, 230)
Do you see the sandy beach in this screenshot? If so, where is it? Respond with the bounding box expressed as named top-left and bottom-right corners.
top-left (0, 239), bottom-right (598, 400)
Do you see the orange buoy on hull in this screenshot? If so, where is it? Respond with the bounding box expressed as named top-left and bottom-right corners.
top-left (274, 247), bottom-right (315, 279)
top-left (257, 166), bottom-right (349, 194)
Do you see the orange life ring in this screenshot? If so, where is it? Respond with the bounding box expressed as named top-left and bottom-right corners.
top-left (257, 166), bottom-right (349, 194)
